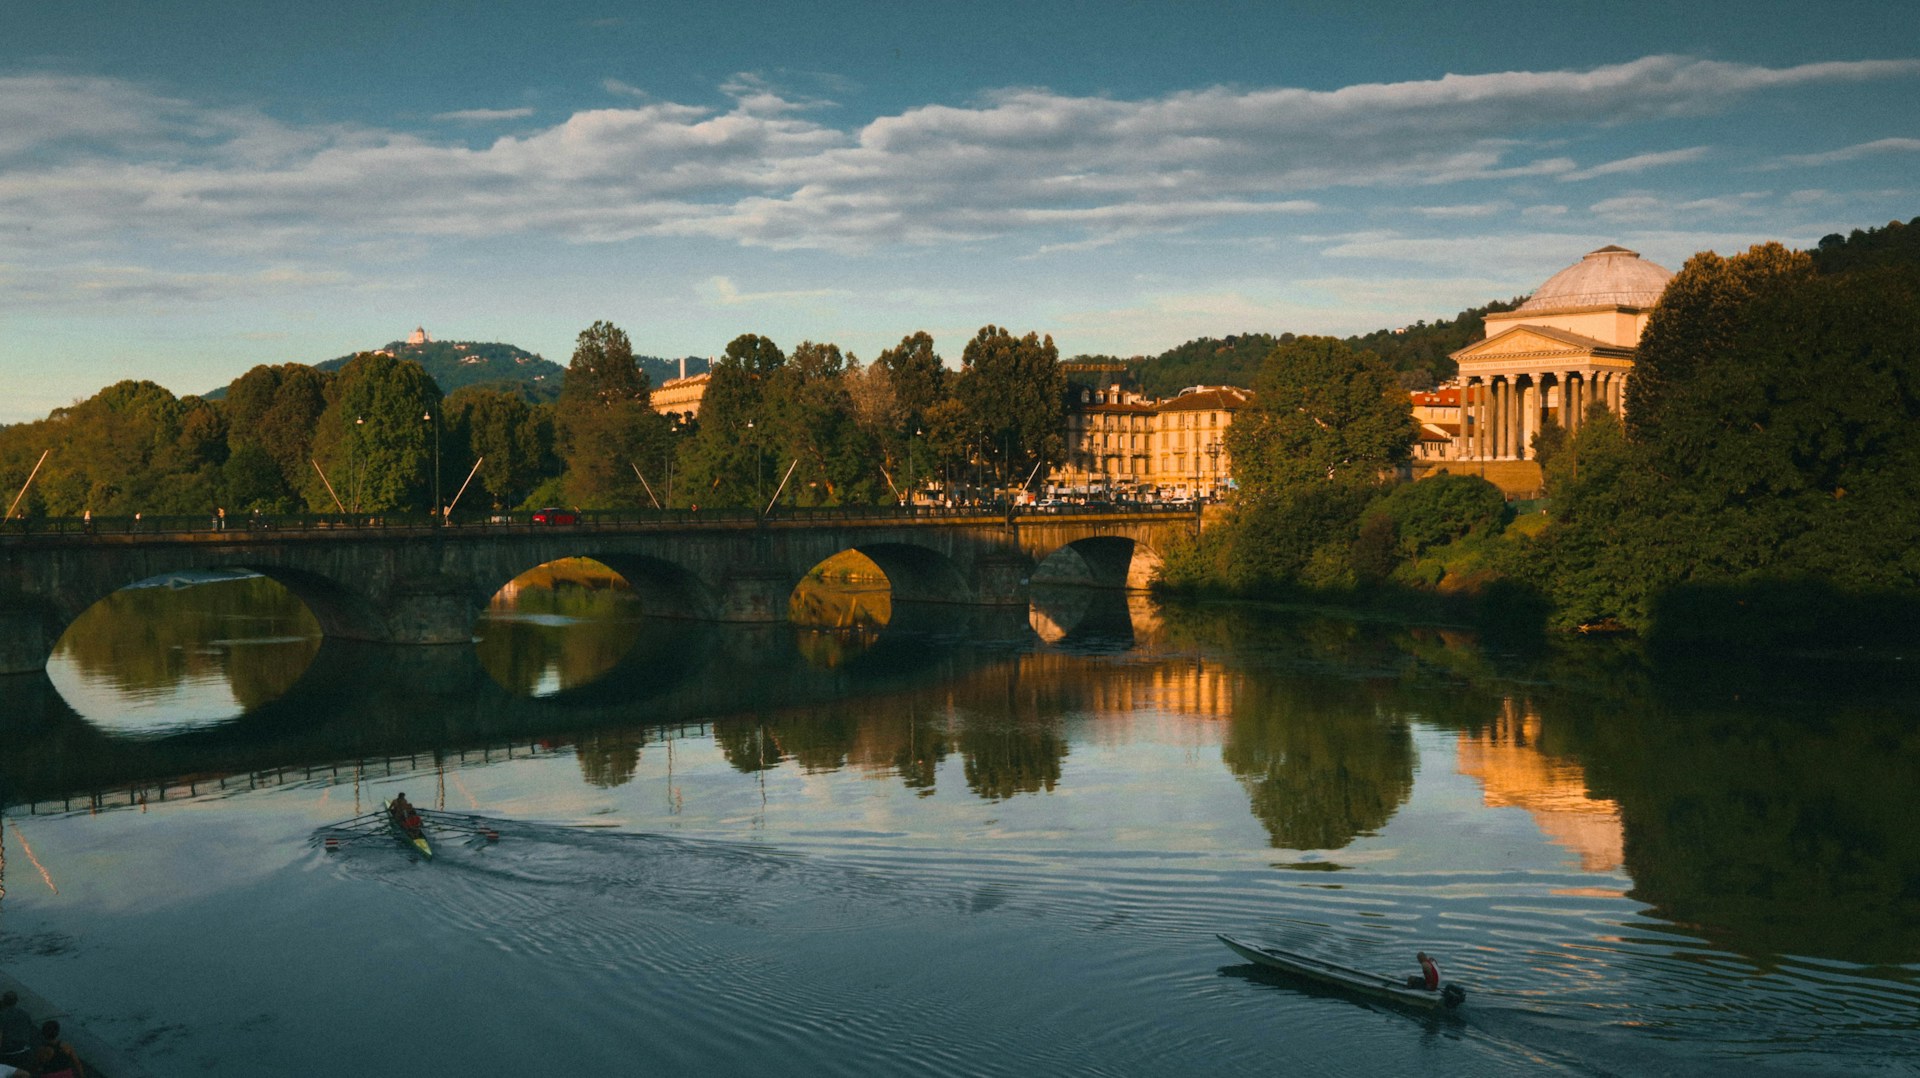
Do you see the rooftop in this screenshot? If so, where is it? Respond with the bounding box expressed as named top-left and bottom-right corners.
top-left (1516, 245), bottom-right (1673, 312)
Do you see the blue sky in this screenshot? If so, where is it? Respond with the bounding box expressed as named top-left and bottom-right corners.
top-left (3, 0), bottom-right (1916, 422)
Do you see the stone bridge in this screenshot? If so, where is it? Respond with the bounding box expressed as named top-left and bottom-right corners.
top-left (0, 507), bottom-right (1195, 673)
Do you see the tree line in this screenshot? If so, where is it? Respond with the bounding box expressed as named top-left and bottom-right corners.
top-left (0, 322), bottom-right (1068, 517)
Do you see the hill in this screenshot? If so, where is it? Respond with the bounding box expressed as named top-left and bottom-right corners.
top-left (317, 339), bottom-right (565, 400)
top-left (206, 339), bottom-right (710, 403)
top-left (1114, 298), bottom-right (1527, 396)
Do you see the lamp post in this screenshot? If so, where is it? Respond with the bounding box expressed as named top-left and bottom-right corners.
top-left (351, 416), bottom-right (365, 513)
top-left (423, 410), bottom-right (440, 521)
top-left (747, 419), bottom-right (763, 509)
top-left (1204, 440), bottom-right (1223, 503)
top-left (665, 423), bottom-right (677, 509)
top-left (906, 427), bottom-right (921, 511)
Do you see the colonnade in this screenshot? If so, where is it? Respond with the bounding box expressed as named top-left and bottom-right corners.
top-left (1461, 369), bottom-right (1627, 460)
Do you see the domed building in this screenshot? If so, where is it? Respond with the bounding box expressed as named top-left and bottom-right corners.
top-left (1450, 245), bottom-right (1672, 464)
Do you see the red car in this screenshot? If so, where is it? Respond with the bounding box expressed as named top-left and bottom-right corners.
top-left (531, 507), bottom-right (579, 525)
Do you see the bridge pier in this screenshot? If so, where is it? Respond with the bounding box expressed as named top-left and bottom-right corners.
top-left (365, 574), bottom-right (483, 645)
top-left (970, 552), bottom-right (1034, 607)
top-left (0, 602), bottom-right (55, 676)
top-left (714, 564), bottom-right (800, 621)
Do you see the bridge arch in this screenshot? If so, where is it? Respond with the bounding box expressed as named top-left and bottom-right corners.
top-left (1030, 535), bottom-right (1162, 591)
top-left (477, 552), bottom-right (723, 622)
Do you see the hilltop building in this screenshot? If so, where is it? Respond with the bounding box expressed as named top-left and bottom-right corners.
top-left (407, 326), bottom-right (432, 346)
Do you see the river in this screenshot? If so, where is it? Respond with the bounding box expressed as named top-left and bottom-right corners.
top-left (1, 569), bottom-right (1915, 1076)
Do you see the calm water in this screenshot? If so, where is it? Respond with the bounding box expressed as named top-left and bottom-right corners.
top-left (2, 573), bottom-right (1916, 1077)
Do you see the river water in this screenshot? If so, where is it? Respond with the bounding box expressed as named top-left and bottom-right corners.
top-left (1, 571), bottom-right (1915, 1076)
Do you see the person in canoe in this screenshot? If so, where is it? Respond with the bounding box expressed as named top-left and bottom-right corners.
top-left (1404, 952), bottom-right (1441, 991)
top-left (389, 793), bottom-right (423, 833)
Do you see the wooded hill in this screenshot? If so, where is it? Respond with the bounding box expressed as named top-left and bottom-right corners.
top-left (207, 340), bottom-right (709, 403)
top-left (1073, 297), bottom-right (1527, 398)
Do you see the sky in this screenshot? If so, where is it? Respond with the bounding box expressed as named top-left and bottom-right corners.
top-left (3, 0), bottom-right (1916, 423)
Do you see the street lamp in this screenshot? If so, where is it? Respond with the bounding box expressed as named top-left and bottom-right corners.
top-left (423, 410), bottom-right (440, 521)
top-left (1204, 440), bottom-right (1223, 503)
top-left (747, 419), bottom-right (763, 508)
top-left (665, 422), bottom-right (677, 509)
top-left (906, 426), bottom-right (922, 511)
top-left (351, 416), bottom-right (365, 513)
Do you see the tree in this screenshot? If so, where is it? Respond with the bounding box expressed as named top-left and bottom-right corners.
top-left (954, 325), bottom-right (1065, 491)
top-left (443, 387), bottom-right (555, 511)
top-left (307, 354), bottom-right (442, 512)
top-left (1228, 336), bottom-right (1414, 493)
top-left (555, 321), bottom-right (664, 508)
top-left (680, 334), bottom-right (787, 507)
top-left (1626, 243), bottom-right (1812, 448)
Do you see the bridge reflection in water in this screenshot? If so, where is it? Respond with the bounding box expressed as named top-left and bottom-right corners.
top-left (2, 565), bottom-right (1161, 812)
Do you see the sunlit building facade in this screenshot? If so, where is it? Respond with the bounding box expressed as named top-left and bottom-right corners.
top-left (1449, 245), bottom-right (1672, 461)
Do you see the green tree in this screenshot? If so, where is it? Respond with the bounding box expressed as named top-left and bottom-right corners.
top-left (223, 363), bottom-right (332, 507)
top-left (680, 334), bottom-right (786, 507)
top-left (1228, 336), bottom-right (1415, 492)
top-left (443, 387), bottom-right (556, 511)
top-left (1626, 243), bottom-right (1812, 448)
top-left (954, 325), bottom-right (1065, 491)
top-left (307, 354), bottom-right (442, 512)
top-left (556, 321), bottom-right (664, 508)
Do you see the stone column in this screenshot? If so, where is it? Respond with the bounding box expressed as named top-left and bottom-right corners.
top-left (1477, 380), bottom-right (1490, 459)
top-left (1494, 378), bottom-right (1506, 459)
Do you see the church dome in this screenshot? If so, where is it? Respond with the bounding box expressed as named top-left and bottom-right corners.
top-left (1518, 245), bottom-right (1673, 311)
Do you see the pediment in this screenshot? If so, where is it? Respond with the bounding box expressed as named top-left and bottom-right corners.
top-left (1452, 323), bottom-right (1626, 365)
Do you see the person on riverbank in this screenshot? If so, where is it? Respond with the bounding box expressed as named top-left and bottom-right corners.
top-left (0, 992), bottom-right (36, 1073)
top-left (29, 1021), bottom-right (81, 1078)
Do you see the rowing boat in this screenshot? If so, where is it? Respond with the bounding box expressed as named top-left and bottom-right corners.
top-left (1217, 934), bottom-right (1466, 1010)
top-left (385, 800), bottom-right (433, 860)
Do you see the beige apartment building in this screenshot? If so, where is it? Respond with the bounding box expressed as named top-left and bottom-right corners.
top-left (1053, 381), bottom-right (1250, 501)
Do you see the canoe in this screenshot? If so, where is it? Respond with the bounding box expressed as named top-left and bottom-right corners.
top-left (385, 800), bottom-right (433, 860)
top-left (1217, 934), bottom-right (1465, 1010)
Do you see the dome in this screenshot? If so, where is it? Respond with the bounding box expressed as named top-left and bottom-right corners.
top-left (1517, 246), bottom-right (1673, 311)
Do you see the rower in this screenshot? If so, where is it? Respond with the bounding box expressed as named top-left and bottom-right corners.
top-left (390, 792), bottom-right (422, 832)
top-left (1404, 952), bottom-right (1441, 991)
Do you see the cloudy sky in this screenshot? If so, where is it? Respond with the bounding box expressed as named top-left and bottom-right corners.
top-left (3, 0), bottom-right (1916, 422)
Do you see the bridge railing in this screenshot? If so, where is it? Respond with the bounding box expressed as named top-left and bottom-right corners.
top-left (0, 500), bottom-right (1197, 541)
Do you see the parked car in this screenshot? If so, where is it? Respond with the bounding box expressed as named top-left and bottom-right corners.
top-left (532, 507), bottom-right (580, 525)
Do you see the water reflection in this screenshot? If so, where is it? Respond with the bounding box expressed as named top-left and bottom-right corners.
top-left (11, 576), bottom-right (1920, 977)
top-left (476, 559), bottom-right (648, 696)
top-left (1221, 674), bottom-right (1415, 851)
top-left (46, 574), bottom-right (321, 735)
top-left (1455, 702), bottom-right (1623, 873)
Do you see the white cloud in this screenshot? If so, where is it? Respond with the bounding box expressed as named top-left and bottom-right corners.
top-left (1773, 137), bottom-right (1920, 167)
top-left (433, 107), bottom-right (537, 123)
top-left (1, 55), bottom-right (1914, 259)
top-left (1560, 146), bottom-right (1710, 181)
top-left (1589, 191), bottom-right (1770, 224)
top-left (0, 262), bottom-right (352, 309)
top-left (699, 276), bottom-right (849, 307)
top-left (1408, 202), bottom-right (1507, 219)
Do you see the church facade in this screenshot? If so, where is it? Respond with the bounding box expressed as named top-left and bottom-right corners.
top-left (1449, 245), bottom-right (1672, 461)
